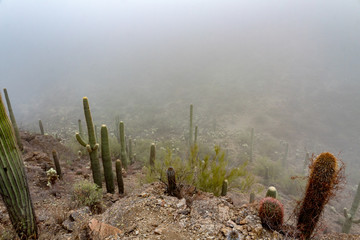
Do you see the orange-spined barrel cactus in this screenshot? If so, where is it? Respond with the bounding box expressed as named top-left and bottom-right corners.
top-left (297, 152), bottom-right (338, 239)
top-left (259, 197), bottom-right (284, 231)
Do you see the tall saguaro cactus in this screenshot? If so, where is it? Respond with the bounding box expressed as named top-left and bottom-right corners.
top-left (342, 181), bottom-right (360, 233)
top-left (75, 97), bottom-right (102, 188)
top-left (3, 88), bottom-right (23, 150)
top-left (101, 125), bottom-right (115, 193)
top-left (189, 104), bottom-right (193, 147)
top-left (0, 94), bottom-right (38, 239)
top-left (119, 121), bottom-right (128, 169)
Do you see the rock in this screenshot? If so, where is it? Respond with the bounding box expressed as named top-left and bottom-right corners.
top-left (177, 198), bottom-right (186, 209)
top-left (69, 206), bottom-right (91, 222)
top-left (154, 227), bottom-right (164, 235)
top-left (88, 218), bottom-right (122, 239)
top-left (62, 219), bottom-right (75, 232)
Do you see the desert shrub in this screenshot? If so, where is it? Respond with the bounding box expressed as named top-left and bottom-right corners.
top-left (145, 145), bottom-right (253, 196)
top-left (72, 180), bottom-right (103, 213)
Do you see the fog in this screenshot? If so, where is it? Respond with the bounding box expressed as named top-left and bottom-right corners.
top-left (1, 0), bottom-right (360, 181)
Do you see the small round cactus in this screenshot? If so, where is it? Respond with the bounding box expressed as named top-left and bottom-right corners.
top-left (259, 197), bottom-right (284, 231)
top-left (265, 186), bottom-right (278, 199)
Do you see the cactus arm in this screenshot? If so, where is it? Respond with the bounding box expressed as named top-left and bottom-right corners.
top-left (93, 143), bottom-right (99, 151)
top-left (344, 208), bottom-right (351, 219)
top-left (86, 144), bottom-right (92, 153)
top-left (76, 133), bottom-right (87, 147)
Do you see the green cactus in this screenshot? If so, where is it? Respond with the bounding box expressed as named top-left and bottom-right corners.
top-left (114, 115), bottom-right (120, 143)
top-left (75, 97), bottom-right (102, 188)
top-left (189, 104), bottom-right (193, 147)
top-left (342, 181), bottom-right (360, 233)
top-left (221, 179), bottom-right (228, 196)
top-left (149, 143), bottom-right (155, 172)
top-left (128, 137), bottom-right (133, 165)
top-left (265, 186), bottom-right (277, 199)
top-left (78, 119), bottom-right (84, 139)
top-left (119, 121), bottom-right (128, 169)
top-left (167, 167), bottom-right (177, 196)
top-left (3, 88), bottom-right (23, 150)
top-left (194, 125), bottom-right (198, 145)
top-left (249, 128), bottom-right (254, 162)
top-left (39, 119), bottom-right (44, 135)
top-left (297, 152), bottom-right (339, 239)
top-left (0, 93), bottom-right (38, 239)
top-left (101, 125), bottom-right (115, 194)
top-left (52, 150), bottom-right (62, 179)
top-left (115, 159), bottom-right (124, 194)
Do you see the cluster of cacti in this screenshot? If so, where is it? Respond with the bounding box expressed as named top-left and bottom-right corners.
top-left (265, 186), bottom-right (278, 199)
top-left (167, 167), bottom-right (177, 196)
top-left (296, 152), bottom-right (339, 239)
top-left (149, 143), bottom-right (156, 172)
top-left (249, 128), bottom-right (254, 162)
top-left (52, 150), bottom-right (62, 179)
top-left (258, 197), bottom-right (284, 231)
top-left (342, 181), bottom-right (360, 233)
top-left (119, 121), bottom-right (128, 169)
top-left (3, 88), bottom-right (23, 150)
top-left (0, 94), bottom-right (38, 239)
top-left (221, 179), bottom-right (228, 196)
top-left (39, 119), bottom-right (44, 135)
top-left (116, 159), bottom-right (124, 194)
top-left (75, 97), bottom-right (102, 188)
top-left (101, 125), bottom-right (115, 193)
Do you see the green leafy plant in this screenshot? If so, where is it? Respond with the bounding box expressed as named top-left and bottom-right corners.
top-left (72, 180), bottom-right (103, 213)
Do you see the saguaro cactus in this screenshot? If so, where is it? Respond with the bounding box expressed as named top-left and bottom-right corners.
top-left (3, 88), bottom-right (23, 150)
top-left (52, 150), bottom-right (62, 179)
top-left (297, 152), bottom-right (339, 239)
top-left (342, 181), bottom-right (360, 233)
top-left (39, 120), bottom-right (44, 135)
top-left (119, 121), bottom-right (128, 169)
top-left (75, 97), bottom-right (102, 188)
top-left (249, 128), bottom-right (254, 162)
top-left (115, 159), bottom-right (124, 194)
top-left (78, 119), bottom-right (84, 139)
top-left (189, 104), bottom-right (193, 147)
top-left (0, 94), bottom-right (38, 239)
top-left (101, 125), bottom-right (115, 194)
top-left (149, 143), bottom-right (156, 171)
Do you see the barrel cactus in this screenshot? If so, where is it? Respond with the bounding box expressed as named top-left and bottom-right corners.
top-left (258, 197), bottom-right (284, 231)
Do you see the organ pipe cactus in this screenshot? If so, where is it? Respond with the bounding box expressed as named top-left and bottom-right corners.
top-left (75, 97), bottom-right (102, 188)
top-left (0, 94), bottom-right (38, 239)
top-left (115, 159), bottom-right (124, 194)
top-left (119, 121), bottom-right (128, 169)
top-left (101, 125), bottom-right (115, 193)
top-left (52, 150), bottom-right (62, 179)
top-left (297, 152), bottom-right (340, 239)
top-left (39, 120), bottom-right (44, 135)
top-left (3, 88), bottom-right (22, 150)
top-left (342, 181), bottom-right (360, 233)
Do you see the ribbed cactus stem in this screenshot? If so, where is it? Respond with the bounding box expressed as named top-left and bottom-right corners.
top-left (342, 181), bottom-right (360, 233)
top-left (115, 159), bottom-right (124, 194)
top-left (78, 119), bottom-right (84, 138)
top-left (52, 150), bottom-right (62, 179)
top-left (128, 137), bottom-right (133, 165)
top-left (167, 167), bottom-right (177, 196)
top-left (189, 104), bottom-right (193, 147)
top-left (249, 128), bottom-right (254, 162)
top-left (194, 125), bottom-right (198, 145)
top-left (221, 179), bottom-right (228, 196)
top-left (149, 143), bottom-right (156, 172)
top-left (0, 94), bottom-right (38, 239)
top-left (3, 88), bottom-right (23, 150)
top-left (101, 125), bottom-right (115, 194)
top-left (266, 186), bottom-right (278, 199)
top-left (119, 121), bottom-right (128, 169)
top-left (75, 97), bottom-right (102, 188)
top-left (39, 120), bottom-right (44, 135)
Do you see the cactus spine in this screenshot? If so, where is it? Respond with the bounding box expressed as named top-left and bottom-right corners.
top-left (38, 119), bottom-right (44, 135)
top-left (149, 143), bottom-right (155, 172)
top-left (75, 97), bottom-right (102, 188)
top-left (3, 88), bottom-right (22, 150)
top-left (0, 94), bottom-right (38, 239)
top-left (119, 121), bottom-right (128, 169)
top-left (249, 128), bottom-right (254, 162)
top-left (101, 125), bottom-right (115, 194)
top-left (342, 181), bottom-right (360, 233)
top-left (221, 179), bottom-right (228, 196)
top-left (297, 152), bottom-right (338, 239)
top-left (115, 159), bottom-right (124, 194)
top-left (189, 104), bottom-right (193, 147)
top-left (52, 150), bottom-right (62, 179)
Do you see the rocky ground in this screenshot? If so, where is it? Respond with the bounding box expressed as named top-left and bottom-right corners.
top-left (0, 132), bottom-right (360, 239)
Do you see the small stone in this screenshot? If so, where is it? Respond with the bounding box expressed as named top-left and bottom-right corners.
top-left (239, 219), bottom-right (247, 225)
top-left (62, 219), bottom-right (75, 232)
top-left (154, 227), bottom-right (164, 235)
top-left (138, 192), bottom-right (149, 198)
top-left (177, 198), bottom-right (186, 209)
top-left (89, 218), bottom-right (122, 238)
top-left (69, 206), bottom-right (91, 222)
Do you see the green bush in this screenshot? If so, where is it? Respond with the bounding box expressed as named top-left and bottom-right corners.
top-left (72, 180), bottom-right (103, 212)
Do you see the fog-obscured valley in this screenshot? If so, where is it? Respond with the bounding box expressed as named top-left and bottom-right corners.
top-left (2, 0), bottom-right (360, 236)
